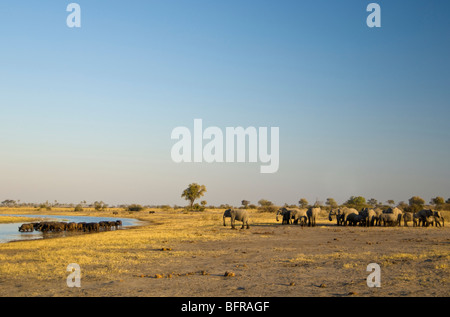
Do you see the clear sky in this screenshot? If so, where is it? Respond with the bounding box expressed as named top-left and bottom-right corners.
top-left (0, 0), bottom-right (449, 206)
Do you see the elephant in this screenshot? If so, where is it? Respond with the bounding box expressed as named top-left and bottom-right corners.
top-left (423, 216), bottom-right (437, 227)
top-left (299, 215), bottom-right (308, 226)
top-left (433, 211), bottom-right (445, 227)
top-left (223, 209), bottom-right (250, 229)
top-left (328, 209), bottom-right (343, 226)
top-left (329, 207), bottom-right (358, 226)
top-left (359, 208), bottom-right (377, 227)
top-left (424, 215), bottom-right (443, 227)
top-left (277, 208), bottom-right (307, 225)
top-left (290, 209), bottom-right (308, 226)
top-left (18, 223), bottom-right (34, 232)
top-left (412, 213), bottom-right (422, 227)
top-left (276, 208), bottom-right (292, 225)
top-left (115, 220), bottom-right (123, 228)
top-left (383, 207), bottom-right (403, 226)
top-left (306, 207), bottom-right (320, 227)
top-left (373, 209), bottom-right (383, 226)
top-left (380, 213), bottom-right (398, 226)
top-left (415, 209), bottom-right (434, 227)
top-left (402, 212), bottom-right (414, 227)
top-left (346, 213), bottom-right (363, 226)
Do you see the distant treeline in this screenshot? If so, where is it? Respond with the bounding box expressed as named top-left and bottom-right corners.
top-left (2, 195), bottom-right (450, 213)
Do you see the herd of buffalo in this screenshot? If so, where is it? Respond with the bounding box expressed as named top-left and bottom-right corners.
top-left (18, 220), bottom-right (123, 233)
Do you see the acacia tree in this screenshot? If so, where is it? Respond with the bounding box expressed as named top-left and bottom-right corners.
top-left (1, 200), bottom-right (16, 207)
top-left (298, 198), bottom-right (309, 208)
top-left (94, 201), bottom-right (108, 211)
top-left (181, 183), bottom-right (207, 210)
top-left (367, 198), bottom-right (378, 207)
top-left (325, 198), bottom-right (338, 209)
top-left (408, 196), bottom-right (425, 207)
top-left (344, 196), bottom-right (366, 209)
top-left (258, 199), bottom-right (276, 213)
top-left (407, 196), bottom-right (425, 213)
top-left (430, 196), bottom-right (444, 206)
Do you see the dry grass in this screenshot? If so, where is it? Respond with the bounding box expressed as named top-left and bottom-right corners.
top-left (0, 208), bottom-right (275, 281)
top-left (1, 207), bottom-right (449, 297)
top-left (0, 216), bottom-right (44, 224)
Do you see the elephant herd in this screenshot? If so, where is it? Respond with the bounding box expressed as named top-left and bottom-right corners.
top-left (222, 207), bottom-right (323, 229)
top-left (222, 207), bottom-right (446, 229)
top-left (276, 207), bottom-right (320, 227)
top-left (327, 207), bottom-right (445, 228)
top-left (18, 220), bottom-right (123, 233)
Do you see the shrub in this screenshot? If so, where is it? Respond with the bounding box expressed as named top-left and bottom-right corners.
top-left (127, 204), bottom-right (144, 212)
top-left (94, 201), bottom-right (108, 211)
top-left (257, 198), bottom-right (277, 213)
top-left (257, 205), bottom-right (278, 213)
top-left (39, 203), bottom-right (51, 211)
top-left (187, 203), bottom-right (205, 212)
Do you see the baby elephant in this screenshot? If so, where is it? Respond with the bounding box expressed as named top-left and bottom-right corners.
top-left (223, 209), bottom-right (250, 229)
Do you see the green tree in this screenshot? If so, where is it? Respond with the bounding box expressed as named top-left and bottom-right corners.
top-left (241, 200), bottom-right (250, 209)
top-left (408, 196), bottom-right (425, 207)
top-left (257, 199), bottom-right (277, 213)
top-left (1, 200), bottom-right (16, 207)
top-left (258, 199), bottom-right (273, 207)
top-left (94, 201), bottom-right (108, 211)
top-left (430, 196), bottom-right (444, 206)
top-left (407, 196), bottom-right (425, 213)
top-left (325, 198), bottom-right (338, 209)
top-left (386, 200), bottom-right (395, 206)
top-left (397, 201), bottom-right (408, 210)
top-left (367, 198), bottom-right (378, 207)
top-left (181, 183), bottom-right (207, 210)
top-left (345, 196), bottom-right (366, 207)
top-left (298, 198), bottom-right (309, 208)
top-left (74, 204), bottom-right (84, 212)
top-left (127, 204), bottom-right (144, 211)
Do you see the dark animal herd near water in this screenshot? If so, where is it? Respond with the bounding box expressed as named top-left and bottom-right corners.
top-left (18, 220), bottom-right (123, 233)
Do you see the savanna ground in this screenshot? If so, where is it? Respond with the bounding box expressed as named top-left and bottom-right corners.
top-left (0, 208), bottom-right (449, 297)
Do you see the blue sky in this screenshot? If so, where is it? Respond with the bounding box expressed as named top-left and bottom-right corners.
top-left (0, 1), bottom-right (449, 206)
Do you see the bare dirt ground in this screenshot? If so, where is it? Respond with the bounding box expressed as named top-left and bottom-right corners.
top-left (0, 209), bottom-right (448, 297)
